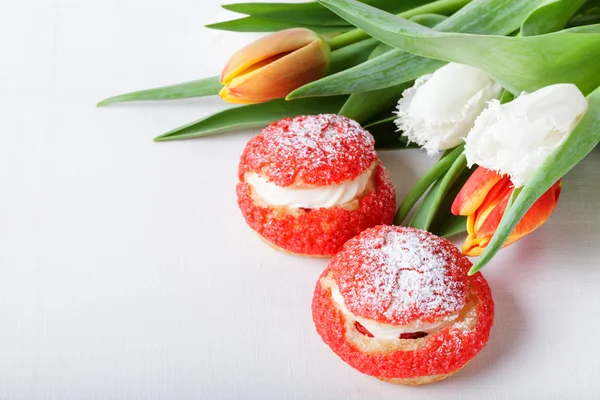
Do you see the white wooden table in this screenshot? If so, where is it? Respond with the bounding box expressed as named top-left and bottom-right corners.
top-left (2, 0), bottom-right (600, 398)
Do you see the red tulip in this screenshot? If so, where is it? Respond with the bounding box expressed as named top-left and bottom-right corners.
top-left (451, 167), bottom-right (561, 256)
top-left (219, 28), bottom-right (330, 104)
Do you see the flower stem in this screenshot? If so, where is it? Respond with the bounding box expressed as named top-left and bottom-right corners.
top-left (394, 144), bottom-right (465, 225)
top-left (327, 0), bottom-right (473, 50)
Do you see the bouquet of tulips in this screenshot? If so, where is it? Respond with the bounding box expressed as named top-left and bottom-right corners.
top-left (99, 0), bottom-right (600, 274)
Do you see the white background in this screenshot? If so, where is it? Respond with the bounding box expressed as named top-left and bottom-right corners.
top-left (2, 0), bottom-right (600, 399)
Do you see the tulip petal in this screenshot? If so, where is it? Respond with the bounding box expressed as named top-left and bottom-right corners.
top-left (462, 234), bottom-right (486, 257)
top-left (474, 187), bottom-right (512, 239)
top-left (476, 180), bottom-right (561, 246)
top-left (395, 63), bottom-right (502, 154)
top-left (465, 84), bottom-right (588, 187)
top-left (221, 28), bottom-right (320, 84)
top-left (221, 39), bottom-right (330, 104)
top-left (451, 167), bottom-right (504, 216)
top-left (218, 86), bottom-right (263, 104)
top-left (455, 167), bottom-right (561, 257)
top-left (504, 180), bottom-right (561, 244)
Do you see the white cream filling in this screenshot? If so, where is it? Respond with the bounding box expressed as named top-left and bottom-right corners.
top-left (331, 284), bottom-right (457, 341)
top-left (246, 168), bottom-right (372, 209)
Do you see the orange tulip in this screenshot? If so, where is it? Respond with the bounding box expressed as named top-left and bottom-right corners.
top-left (451, 167), bottom-right (561, 256)
top-left (219, 28), bottom-right (330, 104)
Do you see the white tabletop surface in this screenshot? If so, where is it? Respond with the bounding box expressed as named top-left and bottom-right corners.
top-left (3, 0), bottom-right (600, 399)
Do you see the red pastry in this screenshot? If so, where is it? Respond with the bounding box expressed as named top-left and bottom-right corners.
top-left (237, 114), bottom-right (396, 257)
top-left (312, 225), bottom-right (494, 385)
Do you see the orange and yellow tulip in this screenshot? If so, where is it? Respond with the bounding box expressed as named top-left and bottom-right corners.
top-left (451, 166), bottom-right (561, 256)
top-left (219, 28), bottom-right (330, 104)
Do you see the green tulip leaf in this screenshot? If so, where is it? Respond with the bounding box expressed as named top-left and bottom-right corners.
top-left (289, 50), bottom-right (443, 98)
top-left (366, 14), bottom-right (446, 68)
top-left (317, 0), bottom-right (600, 95)
top-left (289, 0), bottom-right (556, 98)
top-left (220, 0), bottom-right (435, 27)
top-left (410, 157), bottom-right (471, 234)
top-left (336, 11), bottom-right (445, 124)
top-left (499, 89), bottom-right (515, 104)
top-left (438, 215), bottom-right (467, 238)
top-left (394, 145), bottom-right (463, 225)
top-left (368, 123), bottom-right (417, 150)
top-left (339, 83), bottom-right (409, 124)
top-left (409, 178), bottom-right (442, 230)
top-left (430, 165), bottom-right (473, 237)
top-left (420, 153), bottom-right (467, 231)
top-left (205, 16), bottom-right (351, 33)
top-left (398, 145), bottom-right (464, 227)
top-left (326, 0), bottom-right (471, 50)
top-left (410, 13), bottom-right (449, 28)
top-left (432, 162), bottom-right (473, 234)
top-left (568, 0), bottom-right (600, 28)
top-left (328, 38), bottom-right (380, 75)
top-left (153, 96), bottom-right (348, 142)
top-left (221, 2), bottom-right (347, 26)
top-left (470, 85), bottom-right (600, 274)
top-left (520, 0), bottom-right (585, 37)
top-left (368, 42), bottom-right (394, 59)
top-left (364, 115), bottom-right (396, 128)
top-left (97, 76), bottom-right (222, 107)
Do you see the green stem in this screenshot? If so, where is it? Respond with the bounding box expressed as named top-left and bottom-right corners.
top-left (438, 216), bottom-right (468, 238)
top-left (327, 0), bottom-right (472, 50)
top-left (394, 144), bottom-right (464, 225)
top-left (422, 153), bottom-right (467, 231)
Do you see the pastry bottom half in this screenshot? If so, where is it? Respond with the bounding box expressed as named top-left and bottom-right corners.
top-left (237, 163), bottom-right (395, 257)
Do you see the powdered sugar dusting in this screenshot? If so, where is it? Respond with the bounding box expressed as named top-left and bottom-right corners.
top-left (334, 226), bottom-right (469, 325)
top-left (238, 114), bottom-right (377, 187)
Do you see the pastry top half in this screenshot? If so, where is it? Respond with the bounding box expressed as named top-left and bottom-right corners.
top-left (238, 114), bottom-right (377, 188)
top-left (325, 225), bottom-right (472, 336)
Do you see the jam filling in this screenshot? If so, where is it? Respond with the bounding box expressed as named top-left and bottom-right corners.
top-left (399, 331), bottom-right (428, 339)
top-left (354, 321), bottom-right (374, 337)
top-left (354, 321), bottom-right (428, 340)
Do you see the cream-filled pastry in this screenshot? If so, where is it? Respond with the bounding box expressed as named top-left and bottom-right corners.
top-left (312, 225), bottom-right (494, 385)
top-left (236, 114), bottom-right (396, 257)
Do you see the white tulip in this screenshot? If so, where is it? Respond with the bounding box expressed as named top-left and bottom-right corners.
top-left (465, 83), bottom-right (588, 188)
top-left (394, 62), bottom-right (502, 155)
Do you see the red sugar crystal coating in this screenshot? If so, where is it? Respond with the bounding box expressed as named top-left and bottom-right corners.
top-left (237, 163), bottom-right (395, 257)
top-left (238, 114), bottom-right (377, 187)
top-left (312, 269), bottom-right (494, 379)
top-left (329, 226), bottom-right (470, 325)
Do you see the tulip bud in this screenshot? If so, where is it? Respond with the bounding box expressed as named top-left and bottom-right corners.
top-left (451, 166), bottom-right (561, 256)
top-left (394, 62), bottom-right (502, 155)
top-left (219, 28), bottom-right (331, 104)
top-left (465, 84), bottom-right (588, 188)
